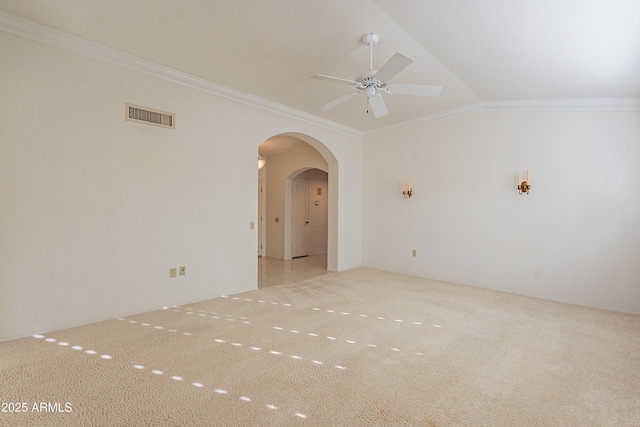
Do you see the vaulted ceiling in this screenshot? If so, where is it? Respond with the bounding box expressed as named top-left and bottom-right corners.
top-left (1, 0), bottom-right (638, 134)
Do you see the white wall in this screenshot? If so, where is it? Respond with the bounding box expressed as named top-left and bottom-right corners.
top-left (0, 31), bottom-right (362, 341)
top-left (362, 110), bottom-right (640, 314)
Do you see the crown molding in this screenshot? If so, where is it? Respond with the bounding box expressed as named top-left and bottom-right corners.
top-left (483, 97), bottom-right (640, 112)
top-left (361, 103), bottom-right (486, 137)
top-left (2, 11), bottom-right (639, 141)
top-left (0, 11), bottom-right (362, 138)
top-left (362, 97), bottom-right (640, 138)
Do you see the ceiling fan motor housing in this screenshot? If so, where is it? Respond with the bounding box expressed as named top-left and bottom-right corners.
top-left (355, 71), bottom-right (385, 97)
top-left (355, 70), bottom-right (378, 83)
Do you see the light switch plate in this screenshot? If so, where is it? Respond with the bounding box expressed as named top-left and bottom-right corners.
top-left (179, 266), bottom-right (186, 276)
top-left (170, 268), bottom-right (177, 278)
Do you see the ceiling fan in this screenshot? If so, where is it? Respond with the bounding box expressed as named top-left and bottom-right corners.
top-left (311, 33), bottom-right (442, 118)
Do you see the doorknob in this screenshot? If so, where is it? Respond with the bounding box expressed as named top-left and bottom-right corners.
top-left (305, 221), bottom-right (309, 224)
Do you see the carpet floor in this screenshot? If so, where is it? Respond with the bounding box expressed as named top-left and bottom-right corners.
top-left (1, 268), bottom-right (639, 426)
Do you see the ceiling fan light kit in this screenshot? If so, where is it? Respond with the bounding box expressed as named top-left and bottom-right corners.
top-left (311, 32), bottom-right (442, 118)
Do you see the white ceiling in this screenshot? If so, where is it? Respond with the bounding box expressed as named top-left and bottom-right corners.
top-left (1, 0), bottom-right (639, 135)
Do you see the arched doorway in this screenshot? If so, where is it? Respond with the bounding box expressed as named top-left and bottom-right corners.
top-left (257, 133), bottom-right (338, 287)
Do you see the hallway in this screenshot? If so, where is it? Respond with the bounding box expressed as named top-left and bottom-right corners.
top-left (258, 254), bottom-right (328, 288)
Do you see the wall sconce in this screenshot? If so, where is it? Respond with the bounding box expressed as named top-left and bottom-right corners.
top-left (402, 180), bottom-right (413, 199)
top-left (517, 170), bottom-right (531, 195)
top-left (258, 154), bottom-right (266, 169)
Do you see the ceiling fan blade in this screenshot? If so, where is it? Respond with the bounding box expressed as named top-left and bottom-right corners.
top-left (310, 74), bottom-right (359, 86)
top-left (368, 95), bottom-right (389, 118)
top-left (319, 92), bottom-right (361, 111)
top-left (386, 84), bottom-right (443, 97)
top-left (374, 53), bottom-right (413, 82)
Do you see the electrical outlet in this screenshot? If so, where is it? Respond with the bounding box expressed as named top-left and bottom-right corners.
top-left (412, 250), bottom-right (417, 257)
top-left (169, 268), bottom-right (177, 278)
top-left (250, 221), bottom-right (255, 229)
top-left (179, 266), bottom-right (186, 276)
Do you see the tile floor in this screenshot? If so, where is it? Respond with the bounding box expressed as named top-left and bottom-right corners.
top-left (257, 254), bottom-right (329, 288)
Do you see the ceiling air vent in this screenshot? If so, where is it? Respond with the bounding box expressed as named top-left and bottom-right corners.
top-left (125, 103), bottom-right (175, 129)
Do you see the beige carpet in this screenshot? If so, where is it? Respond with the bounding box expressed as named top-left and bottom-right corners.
top-left (1, 268), bottom-right (639, 426)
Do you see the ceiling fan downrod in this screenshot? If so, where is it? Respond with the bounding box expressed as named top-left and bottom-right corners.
top-left (362, 33), bottom-right (379, 72)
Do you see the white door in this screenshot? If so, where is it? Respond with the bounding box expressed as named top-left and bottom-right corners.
top-left (291, 179), bottom-right (309, 258)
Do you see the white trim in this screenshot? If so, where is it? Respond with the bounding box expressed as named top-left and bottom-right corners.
top-left (363, 98), bottom-right (640, 138)
top-left (361, 103), bottom-right (486, 137)
top-left (483, 98), bottom-right (640, 112)
top-left (0, 11), bottom-right (361, 137)
top-left (2, 11), bottom-right (639, 139)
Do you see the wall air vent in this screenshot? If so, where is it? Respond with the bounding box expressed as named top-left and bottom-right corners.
top-left (125, 103), bottom-right (175, 129)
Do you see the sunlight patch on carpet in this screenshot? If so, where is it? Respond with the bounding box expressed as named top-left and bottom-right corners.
top-left (116, 316), bottom-right (193, 336)
top-left (132, 363), bottom-right (308, 420)
top-left (210, 338), bottom-right (341, 370)
top-left (222, 296), bottom-right (438, 331)
top-left (167, 307), bottom-right (253, 325)
top-left (34, 334), bottom-right (112, 362)
top-left (267, 319), bottom-right (434, 357)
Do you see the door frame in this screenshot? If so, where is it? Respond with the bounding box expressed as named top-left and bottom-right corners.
top-left (291, 178), bottom-right (310, 258)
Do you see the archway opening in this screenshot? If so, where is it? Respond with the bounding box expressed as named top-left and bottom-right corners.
top-left (256, 133), bottom-right (338, 287)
